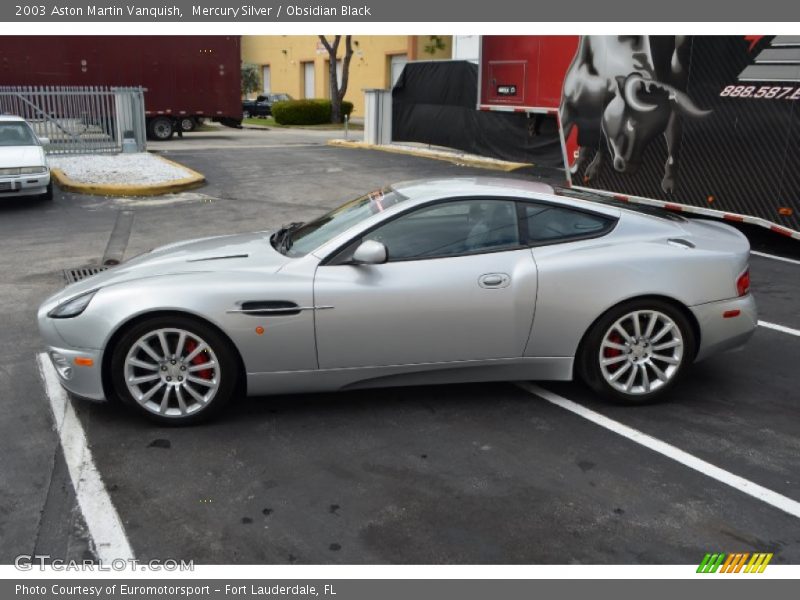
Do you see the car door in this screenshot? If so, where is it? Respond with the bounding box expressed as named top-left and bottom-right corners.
top-left (313, 198), bottom-right (538, 369)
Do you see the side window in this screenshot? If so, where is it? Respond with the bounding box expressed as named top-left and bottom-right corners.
top-left (365, 199), bottom-right (520, 261)
top-left (523, 203), bottom-right (613, 243)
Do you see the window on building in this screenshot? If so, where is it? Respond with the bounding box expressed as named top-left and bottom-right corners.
top-left (262, 65), bottom-right (271, 94)
top-left (302, 61), bottom-right (315, 99)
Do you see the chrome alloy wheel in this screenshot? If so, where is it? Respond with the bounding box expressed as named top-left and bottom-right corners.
top-left (598, 310), bottom-right (684, 396)
top-left (123, 328), bottom-right (221, 417)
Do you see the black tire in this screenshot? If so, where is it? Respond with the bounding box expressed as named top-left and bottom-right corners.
top-left (147, 116), bottom-right (174, 141)
top-left (578, 298), bottom-right (696, 405)
top-left (179, 117), bottom-right (196, 132)
top-left (110, 315), bottom-right (239, 425)
top-left (41, 181), bottom-right (53, 201)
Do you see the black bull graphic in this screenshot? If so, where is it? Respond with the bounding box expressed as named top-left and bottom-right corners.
top-left (560, 36), bottom-right (712, 194)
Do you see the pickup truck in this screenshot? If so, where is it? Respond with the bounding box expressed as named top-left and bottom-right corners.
top-left (242, 93), bottom-right (293, 118)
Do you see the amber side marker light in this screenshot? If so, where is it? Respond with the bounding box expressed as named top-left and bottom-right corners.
top-left (73, 357), bottom-right (94, 367)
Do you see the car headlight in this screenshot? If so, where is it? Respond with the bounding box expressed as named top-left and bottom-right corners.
top-left (47, 289), bottom-right (98, 319)
top-left (20, 166), bottom-right (48, 174)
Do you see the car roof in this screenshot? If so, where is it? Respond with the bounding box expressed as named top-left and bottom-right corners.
top-left (389, 177), bottom-right (622, 218)
top-left (392, 177), bottom-right (554, 198)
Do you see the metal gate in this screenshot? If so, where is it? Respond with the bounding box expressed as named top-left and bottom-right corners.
top-left (0, 86), bottom-right (146, 155)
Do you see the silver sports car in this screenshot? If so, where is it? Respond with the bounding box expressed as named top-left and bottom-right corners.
top-left (38, 178), bottom-right (757, 425)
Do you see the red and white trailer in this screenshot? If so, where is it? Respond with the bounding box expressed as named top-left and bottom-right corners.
top-left (478, 35), bottom-right (800, 240)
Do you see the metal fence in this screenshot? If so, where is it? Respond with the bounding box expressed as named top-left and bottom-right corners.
top-left (0, 86), bottom-right (147, 155)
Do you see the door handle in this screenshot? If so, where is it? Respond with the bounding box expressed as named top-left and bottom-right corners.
top-left (478, 273), bottom-right (511, 288)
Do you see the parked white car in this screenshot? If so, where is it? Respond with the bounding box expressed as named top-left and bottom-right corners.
top-left (0, 115), bottom-right (52, 200)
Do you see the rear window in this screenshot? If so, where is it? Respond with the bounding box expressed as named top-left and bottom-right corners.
top-left (523, 203), bottom-right (615, 243)
top-left (555, 187), bottom-right (687, 222)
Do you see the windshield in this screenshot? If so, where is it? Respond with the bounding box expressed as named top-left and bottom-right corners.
top-left (280, 187), bottom-right (409, 257)
top-left (0, 122), bottom-right (38, 147)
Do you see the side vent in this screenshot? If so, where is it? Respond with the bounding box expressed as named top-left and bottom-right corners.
top-left (240, 301), bottom-right (301, 316)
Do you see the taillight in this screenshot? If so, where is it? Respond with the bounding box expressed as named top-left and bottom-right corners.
top-left (736, 268), bottom-right (750, 297)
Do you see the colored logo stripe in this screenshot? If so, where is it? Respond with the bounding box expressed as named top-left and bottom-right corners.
top-left (697, 553), bottom-right (725, 573)
top-left (697, 552), bottom-right (773, 573)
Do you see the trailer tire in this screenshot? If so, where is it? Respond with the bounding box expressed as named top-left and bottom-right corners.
top-left (147, 116), bottom-right (174, 141)
top-left (179, 117), bottom-right (196, 132)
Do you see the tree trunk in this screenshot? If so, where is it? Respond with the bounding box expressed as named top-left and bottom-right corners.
top-left (319, 35), bottom-right (354, 123)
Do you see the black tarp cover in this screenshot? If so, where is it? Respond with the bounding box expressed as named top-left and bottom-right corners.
top-left (391, 60), bottom-right (564, 169)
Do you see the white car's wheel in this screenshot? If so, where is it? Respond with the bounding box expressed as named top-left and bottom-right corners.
top-left (111, 315), bottom-right (239, 425)
top-left (41, 181), bottom-right (53, 201)
top-left (579, 299), bottom-right (696, 404)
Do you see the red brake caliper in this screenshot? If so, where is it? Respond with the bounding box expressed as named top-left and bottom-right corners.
top-left (184, 339), bottom-right (212, 380)
top-left (603, 332), bottom-right (624, 372)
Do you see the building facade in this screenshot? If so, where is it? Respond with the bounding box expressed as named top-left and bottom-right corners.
top-left (241, 35), bottom-right (452, 117)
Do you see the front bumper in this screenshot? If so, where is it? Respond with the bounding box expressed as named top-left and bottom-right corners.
top-left (0, 171), bottom-right (50, 198)
top-left (44, 346), bottom-right (105, 401)
top-left (38, 306), bottom-right (106, 401)
top-left (690, 294), bottom-right (758, 362)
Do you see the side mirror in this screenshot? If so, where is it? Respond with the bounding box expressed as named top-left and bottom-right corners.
top-left (352, 240), bottom-right (387, 265)
top-left (38, 136), bottom-right (50, 146)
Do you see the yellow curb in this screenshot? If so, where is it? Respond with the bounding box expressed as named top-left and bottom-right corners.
top-left (327, 139), bottom-right (532, 172)
top-left (51, 154), bottom-right (206, 197)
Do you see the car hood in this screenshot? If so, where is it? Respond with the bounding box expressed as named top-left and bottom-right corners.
top-left (47, 230), bottom-right (290, 304)
top-left (0, 145), bottom-right (46, 168)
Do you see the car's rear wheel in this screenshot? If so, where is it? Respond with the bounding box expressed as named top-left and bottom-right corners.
top-left (110, 316), bottom-right (238, 425)
top-left (579, 299), bottom-right (696, 405)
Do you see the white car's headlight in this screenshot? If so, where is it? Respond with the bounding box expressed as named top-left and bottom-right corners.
top-left (47, 289), bottom-right (98, 319)
top-left (20, 166), bottom-right (48, 174)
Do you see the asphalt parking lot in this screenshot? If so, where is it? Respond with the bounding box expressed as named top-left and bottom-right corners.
top-left (1, 125), bottom-right (799, 565)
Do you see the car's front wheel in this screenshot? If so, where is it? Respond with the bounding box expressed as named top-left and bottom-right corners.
top-left (41, 181), bottom-right (53, 201)
top-left (110, 316), bottom-right (239, 425)
top-left (579, 299), bottom-right (696, 405)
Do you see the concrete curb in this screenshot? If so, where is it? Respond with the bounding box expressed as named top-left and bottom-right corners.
top-left (327, 139), bottom-right (532, 172)
top-left (51, 155), bottom-right (206, 197)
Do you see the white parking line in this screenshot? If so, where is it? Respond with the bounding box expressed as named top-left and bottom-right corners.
top-left (751, 250), bottom-right (800, 266)
top-left (36, 353), bottom-right (135, 563)
top-left (759, 320), bottom-right (800, 338)
top-left (518, 382), bottom-right (800, 520)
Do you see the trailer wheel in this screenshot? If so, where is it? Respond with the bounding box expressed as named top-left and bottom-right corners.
top-left (179, 117), bottom-right (196, 132)
top-left (147, 116), bottom-right (174, 141)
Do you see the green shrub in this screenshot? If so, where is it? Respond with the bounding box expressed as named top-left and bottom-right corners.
top-left (272, 99), bottom-right (355, 125)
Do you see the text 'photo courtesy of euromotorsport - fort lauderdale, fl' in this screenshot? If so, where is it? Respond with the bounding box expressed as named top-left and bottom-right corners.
top-left (2, 0), bottom-right (800, 600)
top-left (16, 584), bottom-right (329, 597)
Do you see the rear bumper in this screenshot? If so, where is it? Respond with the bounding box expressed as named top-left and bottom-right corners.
top-left (690, 294), bottom-right (757, 362)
